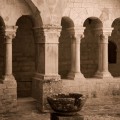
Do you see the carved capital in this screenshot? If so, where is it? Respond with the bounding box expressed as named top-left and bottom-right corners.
top-left (99, 34), bottom-right (108, 44)
top-left (5, 26), bottom-right (18, 43)
top-left (102, 28), bottom-right (113, 37)
top-left (74, 27), bottom-right (85, 43)
top-left (70, 33), bottom-right (84, 44)
top-left (33, 25), bottom-right (61, 43)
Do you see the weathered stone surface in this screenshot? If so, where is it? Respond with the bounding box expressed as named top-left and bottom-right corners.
top-left (32, 78), bottom-right (62, 112)
top-left (62, 78), bottom-right (120, 98)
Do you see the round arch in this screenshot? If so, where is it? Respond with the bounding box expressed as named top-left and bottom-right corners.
top-left (59, 16), bottom-right (74, 79)
top-left (83, 17), bottom-right (103, 28)
top-left (13, 15), bottom-right (36, 97)
top-left (81, 17), bottom-right (103, 78)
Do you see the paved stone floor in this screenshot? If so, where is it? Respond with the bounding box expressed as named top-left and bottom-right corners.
top-left (0, 96), bottom-right (120, 120)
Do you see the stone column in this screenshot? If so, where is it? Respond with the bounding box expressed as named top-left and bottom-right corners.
top-left (32, 25), bottom-right (62, 112)
top-left (68, 27), bottom-right (85, 80)
top-left (3, 26), bottom-right (17, 82)
top-left (94, 28), bottom-right (113, 78)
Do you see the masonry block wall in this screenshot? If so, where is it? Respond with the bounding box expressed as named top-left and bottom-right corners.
top-left (109, 26), bottom-right (120, 77)
top-left (81, 29), bottom-right (99, 78)
top-left (0, 83), bottom-right (17, 113)
top-left (0, 35), bottom-right (4, 79)
top-left (13, 16), bottom-right (35, 97)
top-left (59, 30), bottom-right (71, 78)
top-left (62, 78), bottom-right (120, 98)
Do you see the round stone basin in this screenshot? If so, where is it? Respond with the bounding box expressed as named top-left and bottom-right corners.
top-left (47, 93), bottom-right (87, 115)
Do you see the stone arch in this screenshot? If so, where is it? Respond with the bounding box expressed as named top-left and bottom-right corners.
top-left (83, 17), bottom-right (103, 29)
top-left (0, 16), bottom-right (5, 78)
top-left (61, 16), bottom-right (74, 30)
top-left (0, 0), bottom-right (43, 27)
top-left (59, 16), bottom-right (74, 79)
top-left (81, 17), bottom-right (103, 78)
top-left (111, 18), bottom-right (120, 37)
top-left (13, 15), bottom-right (35, 97)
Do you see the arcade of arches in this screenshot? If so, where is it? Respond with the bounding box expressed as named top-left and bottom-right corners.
top-left (0, 0), bottom-right (120, 113)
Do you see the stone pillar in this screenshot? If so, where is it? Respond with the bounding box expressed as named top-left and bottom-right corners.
top-left (33, 25), bottom-right (61, 80)
top-left (68, 27), bottom-right (85, 80)
top-left (94, 28), bottom-right (113, 78)
top-left (32, 25), bottom-right (62, 112)
top-left (3, 26), bottom-right (17, 82)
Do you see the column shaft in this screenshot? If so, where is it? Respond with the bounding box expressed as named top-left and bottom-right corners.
top-left (5, 40), bottom-right (12, 75)
top-left (68, 34), bottom-right (84, 80)
top-left (75, 38), bottom-right (80, 73)
top-left (94, 34), bottom-right (113, 78)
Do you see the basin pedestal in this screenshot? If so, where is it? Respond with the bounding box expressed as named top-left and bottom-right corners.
top-left (50, 113), bottom-right (84, 120)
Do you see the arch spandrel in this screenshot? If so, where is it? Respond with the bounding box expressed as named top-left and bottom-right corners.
top-left (30, 0), bottom-right (68, 26)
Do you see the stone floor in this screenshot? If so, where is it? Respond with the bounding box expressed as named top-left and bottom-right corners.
top-left (0, 96), bottom-right (120, 120)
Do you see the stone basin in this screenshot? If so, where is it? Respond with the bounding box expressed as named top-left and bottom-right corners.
top-left (47, 93), bottom-right (87, 115)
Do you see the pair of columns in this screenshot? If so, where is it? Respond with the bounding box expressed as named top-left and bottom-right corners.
top-left (68, 27), bottom-right (113, 79)
top-left (94, 28), bottom-right (113, 78)
top-left (67, 27), bottom-right (85, 80)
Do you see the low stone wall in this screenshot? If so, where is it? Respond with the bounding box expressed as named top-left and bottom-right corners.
top-left (32, 77), bottom-right (120, 112)
top-left (62, 78), bottom-right (120, 98)
top-left (0, 81), bottom-right (17, 113)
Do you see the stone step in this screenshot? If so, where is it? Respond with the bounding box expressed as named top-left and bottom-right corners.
top-left (17, 97), bottom-right (37, 111)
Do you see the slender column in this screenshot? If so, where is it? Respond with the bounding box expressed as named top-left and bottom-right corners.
top-left (94, 31), bottom-right (113, 78)
top-left (68, 27), bottom-right (85, 80)
top-left (3, 26), bottom-right (17, 81)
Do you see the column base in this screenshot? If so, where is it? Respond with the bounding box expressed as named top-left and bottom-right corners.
top-left (67, 72), bottom-right (85, 80)
top-left (2, 75), bottom-right (17, 88)
top-left (94, 71), bottom-right (113, 78)
top-left (32, 74), bottom-right (62, 112)
top-left (34, 73), bottom-right (61, 81)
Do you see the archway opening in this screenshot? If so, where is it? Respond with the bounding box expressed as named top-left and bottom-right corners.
top-left (13, 15), bottom-right (35, 97)
top-left (108, 18), bottom-right (120, 77)
top-left (82, 17), bottom-right (103, 78)
top-left (108, 41), bottom-right (117, 64)
top-left (0, 16), bottom-right (5, 79)
top-left (59, 16), bottom-right (74, 79)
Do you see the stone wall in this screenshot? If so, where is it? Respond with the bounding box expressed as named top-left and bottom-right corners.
top-left (59, 30), bottom-right (71, 78)
top-left (13, 16), bottom-right (35, 97)
top-left (81, 28), bottom-right (99, 78)
top-left (0, 81), bottom-right (17, 113)
top-left (0, 0), bottom-right (32, 25)
top-left (62, 78), bottom-right (120, 98)
top-left (64, 0), bottom-right (120, 27)
top-left (0, 36), bottom-right (4, 79)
